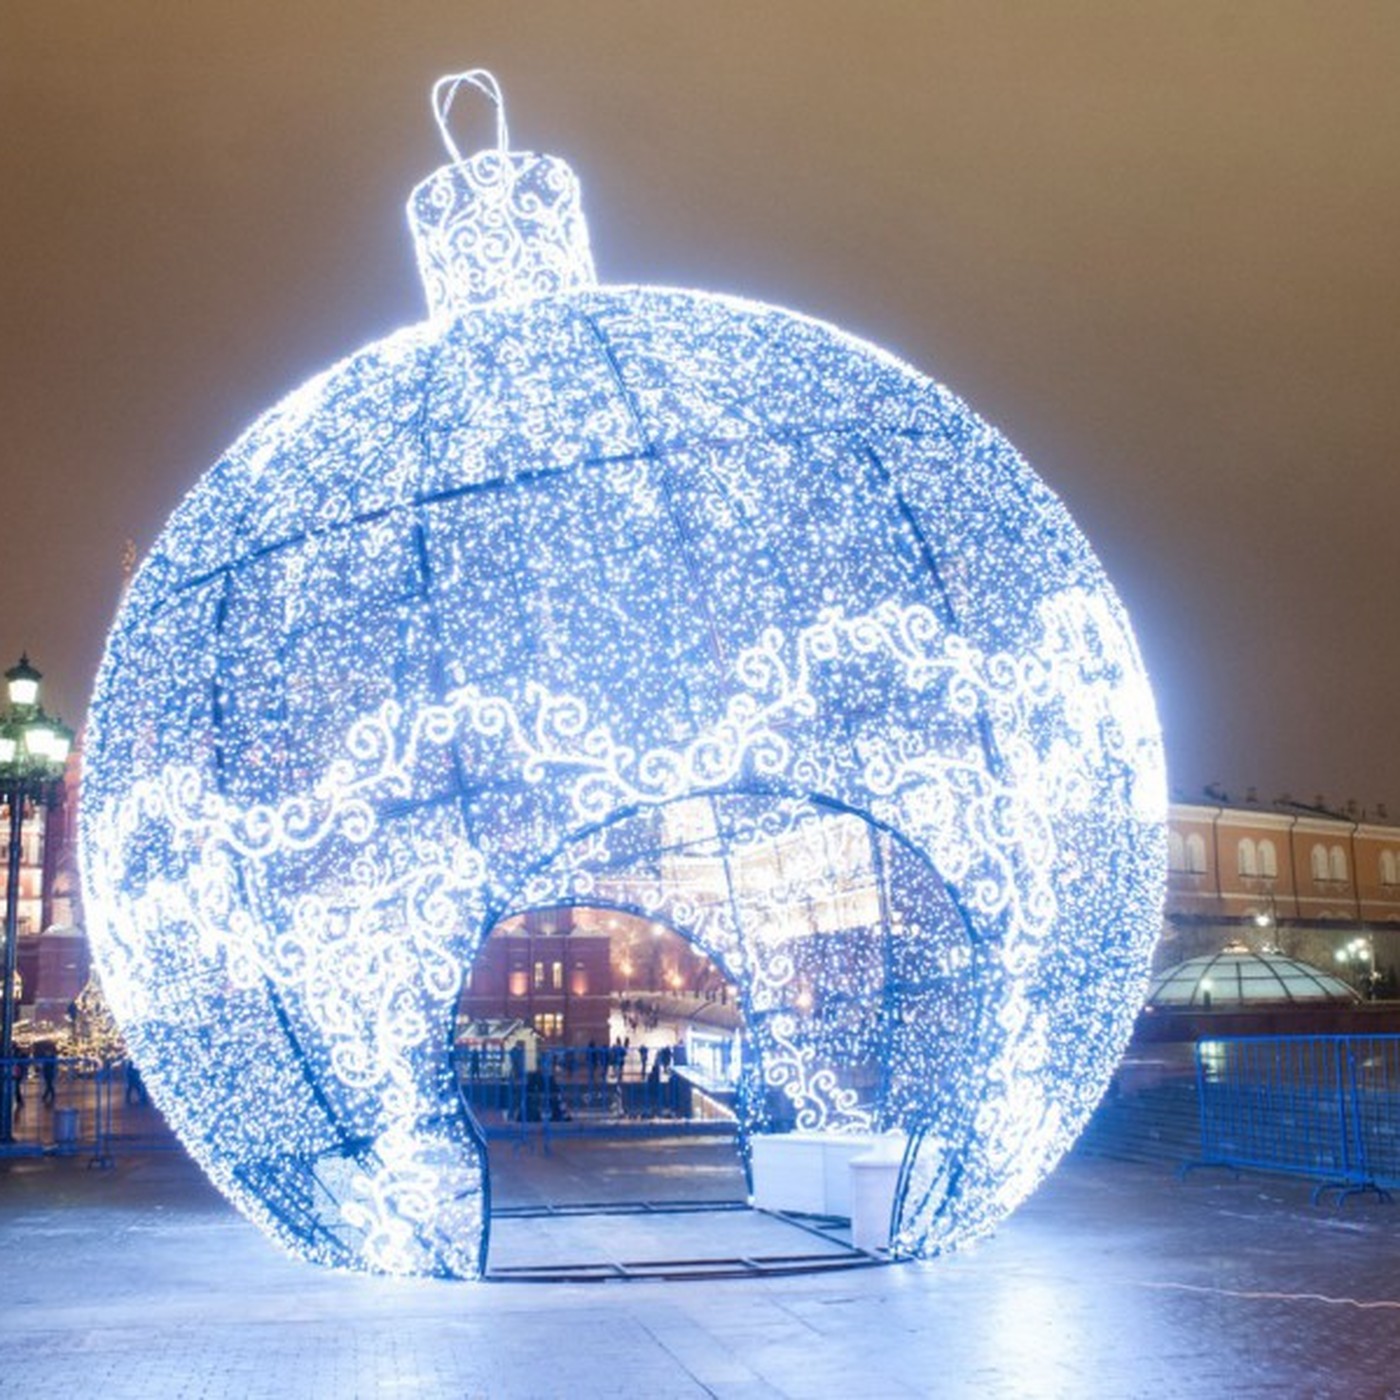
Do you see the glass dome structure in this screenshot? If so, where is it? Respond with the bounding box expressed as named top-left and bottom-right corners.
top-left (1147, 948), bottom-right (1359, 1008)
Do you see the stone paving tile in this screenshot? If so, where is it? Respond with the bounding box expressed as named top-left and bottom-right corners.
top-left (6, 1144), bottom-right (1400, 1397)
top-left (488, 1206), bottom-right (853, 1274)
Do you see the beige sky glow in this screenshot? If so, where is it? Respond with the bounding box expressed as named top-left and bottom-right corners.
top-left (2, 2), bottom-right (1397, 805)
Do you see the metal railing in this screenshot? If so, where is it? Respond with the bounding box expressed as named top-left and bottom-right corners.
top-left (453, 1047), bottom-right (731, 1154)
top-left (1, 1049), bottom-right (731, 1164)
top-left (1189, 1034), bottom-right (1400, 1203)
top-left (0, 1055), bottom-right (116, 1163)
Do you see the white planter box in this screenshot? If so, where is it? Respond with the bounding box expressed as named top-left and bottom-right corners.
top-left (750, 1130), bottom-right (907, 1219)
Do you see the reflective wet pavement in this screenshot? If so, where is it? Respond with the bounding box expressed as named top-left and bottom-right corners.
top-left (3, 1136), bottom-right (1400, 1398)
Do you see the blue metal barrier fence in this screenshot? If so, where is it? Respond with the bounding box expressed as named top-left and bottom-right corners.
top-left (452, 1046), bottom-right (735, 1156)
top-left (0, 1055), bottom-right (115, 1163)
top-left (0, 1050), bottom-right (735, 1164)
top-left (1191, 1034), bottom-right (1400, 1203)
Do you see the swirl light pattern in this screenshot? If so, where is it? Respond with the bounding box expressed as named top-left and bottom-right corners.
top-left (409, 71), bottom-right (596, 319)
top-left (81, 73), bottom-right (1165, 1278)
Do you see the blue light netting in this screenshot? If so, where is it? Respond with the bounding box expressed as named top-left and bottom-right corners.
top-left (81, 75), bottom-right (1165, 1278)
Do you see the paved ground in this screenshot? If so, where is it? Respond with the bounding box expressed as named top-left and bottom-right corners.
top-left (4, 1133), bottom-right (1400, 1398)
top-left (487, 1127), bottom-right (751, 1211)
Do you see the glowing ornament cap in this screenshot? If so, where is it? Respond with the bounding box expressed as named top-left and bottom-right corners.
top-left (407, 70), bottom-right (597, 319)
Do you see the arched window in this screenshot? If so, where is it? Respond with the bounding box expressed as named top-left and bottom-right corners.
top-left (1330, 845), bottom-right (1349, 882)
top-left (1186, 833), bottom-right (1207, 874)
top-left (1237, 838), bottom-right (1257, 878)
top-left (1258, 839), bottom-right (1278, 879)
top-left (1382, 850), bottom-right (1397, 887)
top-left (1167, 832), bottom-right (1185, 871)
top-left (1311, 844), bottom-right (1330, 882)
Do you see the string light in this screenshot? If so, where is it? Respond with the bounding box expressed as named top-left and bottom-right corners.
top-left (81, 72), bottom-right (1165, 1278)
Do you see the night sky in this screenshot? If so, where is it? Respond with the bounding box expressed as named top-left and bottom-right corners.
top-left (3, 3), bottom-right (1397, 810)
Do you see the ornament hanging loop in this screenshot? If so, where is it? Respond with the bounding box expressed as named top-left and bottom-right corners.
top-left (411, 69), bottom-right (597, 316)
top-left (432, 69), bottom-right (510, 165)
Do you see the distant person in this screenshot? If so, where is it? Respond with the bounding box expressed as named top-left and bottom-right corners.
top-left (549, 1073), bottom-right (569, 1122)
top-left (35, 1039), bottom-right (57, 1107)
top-left (10, 1046), bottom-right (27, 1114)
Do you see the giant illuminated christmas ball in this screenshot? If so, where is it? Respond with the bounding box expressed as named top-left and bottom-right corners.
top-left (82, 71), bottom-right (1165, 1279)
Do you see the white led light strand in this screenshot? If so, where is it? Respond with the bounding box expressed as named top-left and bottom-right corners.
top-left (81, 72), bottom-right (1165, 1278)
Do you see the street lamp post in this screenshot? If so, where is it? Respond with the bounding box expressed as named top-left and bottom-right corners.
top-left (1335, 935), bottom-right (1376, 1000)
top-left (1251, 894), bottom-right (1282, 952)
top-left (0, 655), bottom-right (73, 1143)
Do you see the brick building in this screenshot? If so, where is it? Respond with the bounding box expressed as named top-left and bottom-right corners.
top-left (1161, 793), bottom-right (1400, 989)
top-left (456, 907), bottom-right (615, 1049)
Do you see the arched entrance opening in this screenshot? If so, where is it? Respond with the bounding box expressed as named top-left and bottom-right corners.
top-left (452, 788), bottom-right (977, 1277)
top-left (453, 905), bottom-right (748, 1213)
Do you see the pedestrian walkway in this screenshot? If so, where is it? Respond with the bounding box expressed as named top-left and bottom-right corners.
top-left (5, 1135), bottom-right (1400, 1396)
top-left (489, 1201), bottom-right (870, 1282)
top-left (479, 1129), bottom-right (870, 1280)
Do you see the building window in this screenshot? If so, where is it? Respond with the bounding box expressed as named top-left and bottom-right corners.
top-left (1186, 834), bottom-right (1206, 874)
top-left (569, 963), bottom-right (589, 996)
top-left (1237, 839), bottom-right (1257, 878)
top-left (1167, 832), bottom-right (1185, 871)
top-left (1382, 850), bottom-right (1398, 887)
top-left (533, 1012), bottom-right (563, 1038)
top-left (1258, 839), bottom-right (1278, 879)
top-left (533, 959), bottom-right (565, 990)
top-left (1330, 845), bottom-right (1349, 882)
top-left (1311, 844), bottom-right (1330, 883)
top-left (508, 966), bottom-right (528, 998)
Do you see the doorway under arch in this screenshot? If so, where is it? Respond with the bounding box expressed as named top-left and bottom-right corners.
top-left (454, 904), bottom-right (751, 1249)
top-left (452, 787), bottom-right (978, 1274)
